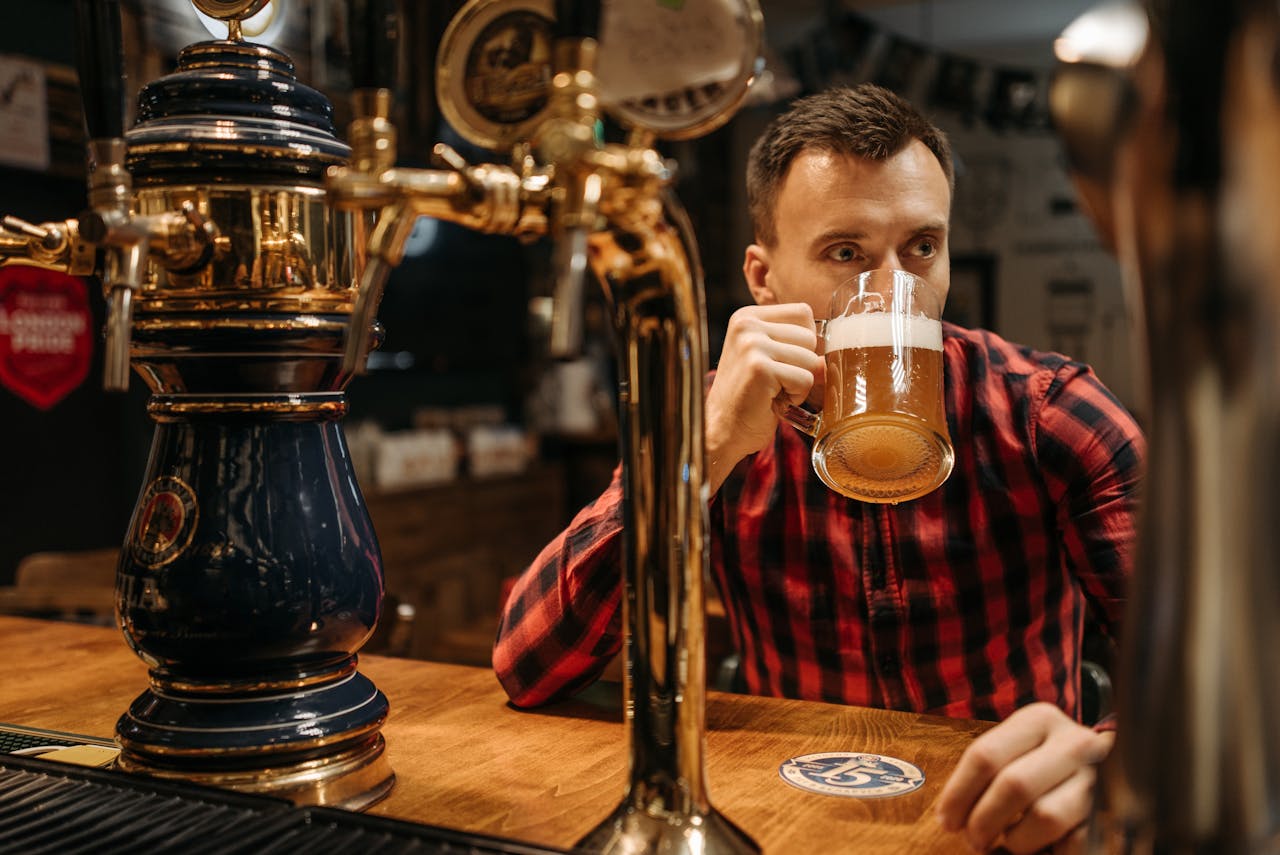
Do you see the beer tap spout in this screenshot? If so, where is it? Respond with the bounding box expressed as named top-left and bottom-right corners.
top-left (340, 209), bottom-right (413, 376)
top-left (548, 173), bottom-right (601, 359)
top-left (102, 244), bottom-right (140, 392)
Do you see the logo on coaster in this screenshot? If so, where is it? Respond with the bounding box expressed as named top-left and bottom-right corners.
top-left (131, 476), bottom-right (199, 568)
top-left (779, 752), bottom-right (925, 799)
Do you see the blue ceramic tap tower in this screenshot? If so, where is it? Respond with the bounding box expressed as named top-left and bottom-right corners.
top-left (72, 0), bottom-right (393, 807)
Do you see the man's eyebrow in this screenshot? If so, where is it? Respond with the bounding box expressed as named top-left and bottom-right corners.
top-left (809, 222), bottom-right (949, 248)
top-left (811, 228), bottom-right (868, 247)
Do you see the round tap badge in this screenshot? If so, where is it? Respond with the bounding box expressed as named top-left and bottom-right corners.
top-left (130, 476), bottom-right (199, 569)
top-left (436, 0), bottom-right (555, 152)
top-left (779, 752), bottom-right (925, 799)
top-left (464, 9), bottom-right (552, 125)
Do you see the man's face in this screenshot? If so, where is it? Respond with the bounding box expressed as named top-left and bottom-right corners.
top-left (748, 140), bottom-right (952, 318)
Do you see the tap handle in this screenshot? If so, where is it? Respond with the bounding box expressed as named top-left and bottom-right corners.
top-left (2, 216), bottom-right (50, 243)
top-left (430, 143), bottom-right (480, 192)
top-left (554, 0), bottom-right (602, 40)
top-left (73, 0), bottom-right (126, 142)
top-left (347, 0), bottom-right (399, 90)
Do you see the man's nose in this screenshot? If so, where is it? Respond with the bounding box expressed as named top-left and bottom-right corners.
top-left (870, 250), bottom-right (903, 270)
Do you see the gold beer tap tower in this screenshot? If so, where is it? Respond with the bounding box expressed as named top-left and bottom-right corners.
top-left (330, 0), bottom-right (762, 850)
top-left (1052, 0), bottom-right (1280, 851)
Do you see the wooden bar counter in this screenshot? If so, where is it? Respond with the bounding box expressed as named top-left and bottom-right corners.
top-left (0, 616), bottom-right (991, 853)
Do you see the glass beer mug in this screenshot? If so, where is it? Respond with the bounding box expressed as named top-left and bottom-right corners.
top-left (775, 268), bottom-right (954, 503)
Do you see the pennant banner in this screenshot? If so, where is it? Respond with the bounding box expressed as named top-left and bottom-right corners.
top-left (0, 266), bottom-right (94, 410)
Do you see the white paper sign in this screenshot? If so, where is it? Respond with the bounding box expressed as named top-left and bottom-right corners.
top-left (598, 0), bottom-right (746, 99)
top-left (0, 56), bottom-right (49, 172)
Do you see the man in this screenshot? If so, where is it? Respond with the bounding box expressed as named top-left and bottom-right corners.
top-left (494, 84), bottom-right (1144, 853)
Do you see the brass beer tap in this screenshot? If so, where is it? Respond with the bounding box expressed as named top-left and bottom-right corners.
top-left (80, 143), bottom-right (216, 390)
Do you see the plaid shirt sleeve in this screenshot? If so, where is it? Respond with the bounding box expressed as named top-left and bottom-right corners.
top-left (1032, 362), bottom-right (1146, 644)
top-left (492, 465), bottom-right (626, 707)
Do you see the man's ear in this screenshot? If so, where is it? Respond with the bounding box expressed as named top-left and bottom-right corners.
top-left (743, 244), bottom-right (778, 305)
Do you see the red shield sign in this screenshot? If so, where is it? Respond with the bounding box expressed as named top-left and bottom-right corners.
top-left (0, 266), bottom-right (94, 410)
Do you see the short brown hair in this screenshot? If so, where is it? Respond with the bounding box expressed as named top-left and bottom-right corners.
top-left (746, 84), bottom-right (954, 246)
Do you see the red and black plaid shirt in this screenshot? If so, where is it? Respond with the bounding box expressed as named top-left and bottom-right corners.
top-left (495, 324), bottom-right (1145, 722)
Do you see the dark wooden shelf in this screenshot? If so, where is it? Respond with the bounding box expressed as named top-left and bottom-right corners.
top-left (364, 463), bottom-right (567, 662)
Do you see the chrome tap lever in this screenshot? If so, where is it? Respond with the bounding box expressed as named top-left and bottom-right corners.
top-left (332, 135), bottom-right (553, 374)
top-left (548, 227), bottom-right (588, 358)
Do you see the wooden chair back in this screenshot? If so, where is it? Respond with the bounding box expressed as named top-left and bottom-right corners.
top-left (0, 548), bottom-right (119, 625)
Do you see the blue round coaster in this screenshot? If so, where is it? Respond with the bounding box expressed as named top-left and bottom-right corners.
top-left (778, 752), bottom-right (925, 798)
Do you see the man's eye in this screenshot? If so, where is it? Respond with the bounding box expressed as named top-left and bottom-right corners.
top-left (914, 239), bottom-right (938, 257)
top-left (827, 246), bottom-right (859, 262)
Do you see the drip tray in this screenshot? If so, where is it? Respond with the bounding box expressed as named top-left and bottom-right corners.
top-left (0, 752), bottom-right (570, 855)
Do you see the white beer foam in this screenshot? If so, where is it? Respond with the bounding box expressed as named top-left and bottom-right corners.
top-left (826, 313), bottom-right (942, 352)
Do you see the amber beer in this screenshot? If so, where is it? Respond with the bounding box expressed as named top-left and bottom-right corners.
top-left (817, 312), bottom-right (950, 501)
top-left (776, 269), bottom-right (954, 503)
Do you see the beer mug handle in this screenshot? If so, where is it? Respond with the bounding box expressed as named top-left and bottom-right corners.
top-left (772, 317), bottom-right (826, 437)
top-left (773, 397), bottom-right (821, 436)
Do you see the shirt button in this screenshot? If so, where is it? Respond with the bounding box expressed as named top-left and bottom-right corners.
top-left (878, 652), bottom-right (899, 674)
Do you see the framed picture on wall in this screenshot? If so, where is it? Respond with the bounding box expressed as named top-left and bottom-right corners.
top-left (945, 253), bottom-right (998, 331)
